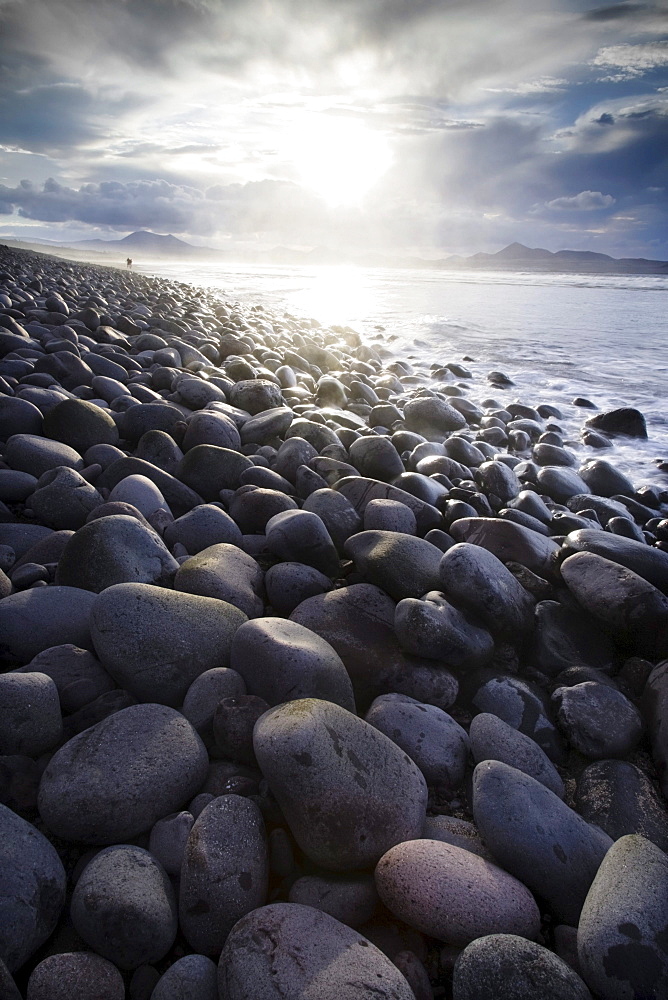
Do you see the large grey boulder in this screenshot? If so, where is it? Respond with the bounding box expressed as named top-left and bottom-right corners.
top-left (0, 586), bottom-right (96, 664)
top-left (453, 934), bottom-right (592, 1000)
top-left (175, 542), bottom-right (264, 618)
top-left (439, 542), bottom-right (535, 637)
top-left (344, 530), bottom-right (442, 601)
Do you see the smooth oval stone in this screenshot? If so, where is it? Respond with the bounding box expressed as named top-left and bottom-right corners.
top-left (552, 682), bottom-right (644, 759)
top-left (0, 586), bottom-right (96, 664)
top-left (344, 530), bottom-right (442, 601)
top-left (71, 845), bottom-right (177, 970)
top-left (218, 902), bottom-right (416, 1000)
top-left (0, 469), bottom-right (38, 503)
top-left (181, 667), bottom-right (247, 738)
top-left (164, 503), bottom-right (242, 554)
top-left (0, 803), bottom-right (66, 973)
top-left (473, 760), bottom-right (612, 925)
top-left (179, 794), bottom-right (268, 954)
top-left (43, 397), bottom-right (119, 453)
top-left (4, 433), bottom-right (84, 477)
top-left (29, 466), bottom-right (103, 530)
top-left (177, 445), bottom-right (254, 500)
top-left (395, 592), bottom-right (494, 667)
top-left (579, 458), bottom-right (635, 498)
top-left (274, 436), bottom-right (319, 483)
top-left (230, 378), bottom-right (283, 414)
top-left (365, 693), bottom-right (469, 790)
top-left (121, 401), bottom-right (184, 442)
top-left (0, 396), bottom-right (44, 438)
top-left (469, 712), bottom-right (564, 798)
top-left (576, 760), bottom-right (668, 851)
top-left (55, 514), bottom-right (179, 592)
top-left (560, 551), bottom-right (668, 658)
top-left (264, 561), bottom-right (333, 615)
top-left (302, 488), bottom-right (362, 552)
top-left (227, 487), bottom-right (298, 534)
top-left (403, 395), bottom-right (466, 439)
top-left (537, 466), bottom-right (591, 502)
top-left (38, 703), bottom-right (208, 843)
top-left (240, 405), bottom-right (294, 445)
top-left (585, 406), bottom-right (648, 439)
top-left (134, 428), bottom-right (183, 474)
top-left (265, 508), bottom-right (340, 578)
top-left (90, 583), bottom-right (247, 705)
top-left (439, 542), bottom-right (535, 637)
top-left (253, 698), bottom-right (427, 871)
top-left (17, 643), bottom-right (114, 713)
top-left (453, 934), bottom-right (592, 1000)
top-left (175, 542), bottom-right (264, 618)
top-left (449, 517), bottom-right (560, 578)
top-left (475, 460), bottom-right (522, 503)
top-left (107, 473), bottom-right (170, 517)
top-left (0, 523), bottom-right (53, 560)
top-left (26, 953), bottom-right (125, 1000)
top-left (230, 617), bottom-right (355, 711)
top-left (578, 835), bottom-right (668, 999)
top-left (182, 409), bottom-right (241, 451)
top-left (364, 498), bottom-right (417, 534)
top-left (561, 528), bottom-right (668, 593)
top-left (375, 840), bottom-right (540, 946)
top-left (349, 436), bottom-right (405, 482)
top-left (151, 955), bottom-right (218, 1000)
top-left (96, 456), bottom-right (204, 517)
top-left (148, 810), bottom-right (194, 876)
top-left (288, 874), bottom-right (378, 928)
top-left (0, 672), bottom-right (62, 757)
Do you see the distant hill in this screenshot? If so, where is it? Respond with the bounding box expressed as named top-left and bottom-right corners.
top-left (72, 230), bottom-right (219, 256)
top-left (447, 242), bottom-right (668, 274)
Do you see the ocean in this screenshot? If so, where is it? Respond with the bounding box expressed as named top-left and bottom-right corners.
top-left (134, 260), bottom-right (668, 488)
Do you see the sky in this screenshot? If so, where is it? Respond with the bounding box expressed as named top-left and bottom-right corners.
top-left (0, 0), bottom-right (667, 258)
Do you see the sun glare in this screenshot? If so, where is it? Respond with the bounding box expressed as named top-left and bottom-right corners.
top-left (287, 115), bottom-right (392, 206)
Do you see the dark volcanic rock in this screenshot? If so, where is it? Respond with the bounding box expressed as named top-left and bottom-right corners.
top-left (0, 586), bottom-right (96, 664)
top-left (453, 934), bottom-right (592, 1000)
top-left (585, 406), bottom-right (648, 439)
top-left (576, 759), bottom-right (668, 851)
top-left (344, 530), bottom-right (442, 601)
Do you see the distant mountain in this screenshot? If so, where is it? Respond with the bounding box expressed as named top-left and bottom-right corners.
top-left (446, 243), bottom-right (668, 275)
top-left (72, 231), bottom-right (219, 256)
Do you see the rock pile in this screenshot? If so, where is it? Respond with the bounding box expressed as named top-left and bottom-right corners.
top-left (1, 243), bottom-right (667, 999)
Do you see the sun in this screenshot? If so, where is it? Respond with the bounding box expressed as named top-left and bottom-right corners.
top-left (287, 114), bottom-right (392, 207)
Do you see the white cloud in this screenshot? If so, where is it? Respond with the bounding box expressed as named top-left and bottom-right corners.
top-left (545, 190), bottom-right (616, 211)
top-left (592, 40), bottom-right (668, 80)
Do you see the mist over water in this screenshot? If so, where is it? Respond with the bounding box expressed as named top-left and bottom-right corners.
top-left (138, 259), bottom-right (668, 487)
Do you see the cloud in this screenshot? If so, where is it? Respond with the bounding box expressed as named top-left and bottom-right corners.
top-left (545, 190), bottom-right (616, 210)
top-left (592, 40), bottom-right (668, 79)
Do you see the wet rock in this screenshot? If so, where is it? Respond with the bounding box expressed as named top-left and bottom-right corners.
top-left (473, 760), bottom-right (612, 925)
top-left (644, 660), bottom-right (668, 797)
top-left (71, 845), bottom-right (177, 970)
top-left (0, 803), bottom-right (66, 973)
top-left (56, 514), bottom-right (179, 592)
top-left (230, 617), bottom-right (355, 710)
top-left (537, 466), bottom-right (591, 503)
top-left (404, 395), bottom-right (467, 439)
top-left (561, 528), bottom-right (668, 593)
top-left (38, 703), bottom-right (208, 842)
top-left (579, 458), bottom-right (635, 498)
top-left (449, 517), bottom-right (560, 578)
top-left (179, 794), bottom-right (268, 954)
top-left (253, 698), bottom-right (427, 871)
top-left (452, 934), bottom-right (592, 1000)
top-left (585, 406), bottom-right (648, 439)
top-left (576, 760), bottom-right (668, 851)
top-left (90, 582), bottom-right (247, 705)
top-left (577, 835), bottom-right (668, 999)
top-left (375, 840), bottom-right (540, 946)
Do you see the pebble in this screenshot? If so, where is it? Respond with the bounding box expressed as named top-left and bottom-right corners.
top-left (230, 616), bottom-right (356, 710)
top-left (577, 834), bottom-right (668, 999)
top-left (179, 794), bottom-right (268, 954)
top-left (218, 902), bottom-right (417, 1000)
top-left (71, 845), bottom-right (177, 970)
top-left (89, 582), bottom-right (247, 705)
top-left (452, 934), bottom-right (593, 1000)
top-left (473, 760), bottom-right (612, 925)
top-left (38, 703), bottom-right (208, 842)
top-left (375, 839), bottom-right (540, 946)
top-left (0, 803), bottom-right (66, 973)
top-left (253, 698), bottom-right (427, 870)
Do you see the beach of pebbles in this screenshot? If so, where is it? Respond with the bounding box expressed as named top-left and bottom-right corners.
top-left (0, 241), bottom-right (667, 999)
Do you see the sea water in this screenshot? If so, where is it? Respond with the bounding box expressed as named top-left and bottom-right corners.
top-left (136, 260), bottom-right (668, 488)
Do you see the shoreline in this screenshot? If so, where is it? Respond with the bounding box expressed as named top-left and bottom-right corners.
top-left (1, 241), bottom-right (668, 997)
